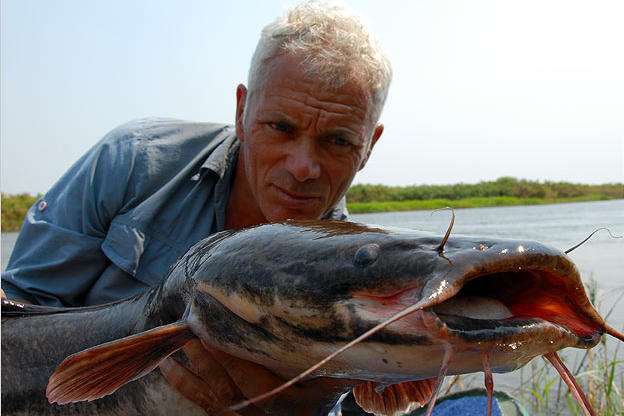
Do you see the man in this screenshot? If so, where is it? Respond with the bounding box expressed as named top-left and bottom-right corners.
top-left (2, 1), bottom-right (391, 414)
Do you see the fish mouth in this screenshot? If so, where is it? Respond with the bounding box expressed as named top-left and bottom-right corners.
top-left (353, 266), bottom-right (605, 350)
top-left (429, 268), bottom-right (602, 346)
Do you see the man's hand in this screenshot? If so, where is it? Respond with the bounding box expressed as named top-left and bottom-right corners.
top-left (1, 289), bottom-right (31, 304)
top-left (159, 339), bottom-right (359, 415)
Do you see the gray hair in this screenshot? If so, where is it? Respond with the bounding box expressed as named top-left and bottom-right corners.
top-left (247, 1), bottom-right (392, 123)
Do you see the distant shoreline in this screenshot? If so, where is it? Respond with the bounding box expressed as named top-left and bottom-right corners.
top-left (346, 177), bottom-right (622, 214)
top-left (346, 195), bottom-right (620, 214)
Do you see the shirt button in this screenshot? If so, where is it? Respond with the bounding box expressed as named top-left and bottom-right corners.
top-left (38, 200), bottom-right (47, 212)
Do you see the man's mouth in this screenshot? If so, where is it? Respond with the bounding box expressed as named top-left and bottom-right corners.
top-left (273, 185), bottom-right (321, 207)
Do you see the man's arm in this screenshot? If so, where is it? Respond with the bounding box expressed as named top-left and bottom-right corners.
top-left (1, 124), bottom-right (138, 306)
top-left (160, 339), bottom-right (360, 415)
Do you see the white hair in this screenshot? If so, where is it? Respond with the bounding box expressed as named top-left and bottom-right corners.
top-left (247, 1), bottom-right (392, 123)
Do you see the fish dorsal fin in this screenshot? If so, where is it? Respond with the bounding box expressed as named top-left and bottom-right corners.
top-left (352, 379), bottom-right (436, 416)
top-left (46, 322), bottom-right (195, 404)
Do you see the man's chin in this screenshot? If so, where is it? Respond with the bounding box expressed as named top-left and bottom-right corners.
top-left (264, 206), bottom-right (324, 223)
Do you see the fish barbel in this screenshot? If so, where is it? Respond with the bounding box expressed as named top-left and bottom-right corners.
top-left (2, 220), bottom-right (622, 415)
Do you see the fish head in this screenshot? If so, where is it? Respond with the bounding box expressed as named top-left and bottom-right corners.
top-left (181, 220), bottom-right (606, 381)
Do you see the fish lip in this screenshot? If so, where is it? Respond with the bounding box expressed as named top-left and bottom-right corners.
top-left (429, 311), bottom-right (597, 347)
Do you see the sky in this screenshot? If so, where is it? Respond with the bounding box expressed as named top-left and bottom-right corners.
top-left (2, 0), bottom-right (623, 195)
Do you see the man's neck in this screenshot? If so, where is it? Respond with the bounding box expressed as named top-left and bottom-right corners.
top-left (224, 155), bottom-right (267, 230)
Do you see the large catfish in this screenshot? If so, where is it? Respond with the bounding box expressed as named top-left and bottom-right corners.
top-left (2, 220), bottom-right (622, 415)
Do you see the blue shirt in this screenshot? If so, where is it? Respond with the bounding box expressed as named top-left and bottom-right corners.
top-left (2, 118), bottom-right (347, 306)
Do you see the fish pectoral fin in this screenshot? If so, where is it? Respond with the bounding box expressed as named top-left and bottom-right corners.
top-left (46, 321), bottom-right (195, 405)
top-left (352, 378), bottom-right (436, 416)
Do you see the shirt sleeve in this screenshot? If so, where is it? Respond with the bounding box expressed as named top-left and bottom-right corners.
top-left (1, 122), bottom-right (143, 306)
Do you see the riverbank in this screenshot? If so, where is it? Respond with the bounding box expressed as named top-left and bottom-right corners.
top-left (346, 194), bottom-right (619, 214)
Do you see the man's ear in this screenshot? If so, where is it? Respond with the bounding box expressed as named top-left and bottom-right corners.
top-left (235, 84), bottom-right (248, 142)
top-left (359, 124), bottom-right (384, 171)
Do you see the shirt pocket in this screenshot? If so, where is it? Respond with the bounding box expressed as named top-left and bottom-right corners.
top-left (101, 218), bottom-right (186, 288)
top-left (101, 218), bottom-right (146, 277)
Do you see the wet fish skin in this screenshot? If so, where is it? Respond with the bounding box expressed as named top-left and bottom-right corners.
top-left (182, 221), bottom-right (603, 382)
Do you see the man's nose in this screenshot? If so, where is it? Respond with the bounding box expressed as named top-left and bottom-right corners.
top-left (284, 138), bottom-right (321, 182)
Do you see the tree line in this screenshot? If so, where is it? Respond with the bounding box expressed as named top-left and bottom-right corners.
top-left (347, 177), bottom-right (623, 203)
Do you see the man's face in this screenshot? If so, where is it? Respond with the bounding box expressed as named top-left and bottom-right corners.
top-left (235, 53), bottom-right (383, 223)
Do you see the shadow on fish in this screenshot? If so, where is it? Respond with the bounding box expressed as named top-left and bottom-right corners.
top-left (2, 220), bottom-right (623, 415)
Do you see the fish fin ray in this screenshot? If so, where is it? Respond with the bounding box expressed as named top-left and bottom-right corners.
top-left (353, 379), bottom-right (436, 415)
top-left (46, 321), bottom-right (195, 404)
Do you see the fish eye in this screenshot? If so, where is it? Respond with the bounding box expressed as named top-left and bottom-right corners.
top-left (354, 243), bottom-right (380, 267)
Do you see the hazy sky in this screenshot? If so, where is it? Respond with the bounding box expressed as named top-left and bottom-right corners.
top-left (2, 0), bottom-right (623, 195)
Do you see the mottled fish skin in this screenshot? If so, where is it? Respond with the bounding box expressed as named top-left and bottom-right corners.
top-left (1, 221), bottom-right (608, 414)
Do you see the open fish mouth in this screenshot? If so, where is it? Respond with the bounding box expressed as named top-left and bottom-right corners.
top-left (347, 265), bottom-right (604, 372)
top-left (428, 268), bottom-right (601, 346)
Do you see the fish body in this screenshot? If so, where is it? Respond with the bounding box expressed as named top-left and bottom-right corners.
top-left (0, 221), bottom-right (612, 415)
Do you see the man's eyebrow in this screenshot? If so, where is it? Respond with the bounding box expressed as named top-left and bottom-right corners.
top-left (258, 111), bottom-right (297, 125)
top-left (325, 127), bottom-right (358, 138)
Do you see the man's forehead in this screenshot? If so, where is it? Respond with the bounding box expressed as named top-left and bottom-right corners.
top-left (258, 54), bottom-right (372, 102)
top-left (253, 54), bottom-right (375, 123)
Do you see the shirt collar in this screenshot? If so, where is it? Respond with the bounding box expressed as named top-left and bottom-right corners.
top-left (191, 130), bottom-right (239, 182)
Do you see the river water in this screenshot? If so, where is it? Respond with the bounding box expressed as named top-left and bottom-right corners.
top-left (2, 199), bottom-right (623, 409)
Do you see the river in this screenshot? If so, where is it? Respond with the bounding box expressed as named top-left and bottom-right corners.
top-left (2, 199), bottom-right (623, 410)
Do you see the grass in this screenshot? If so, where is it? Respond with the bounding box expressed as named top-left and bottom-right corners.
top-left (1, 193), bottom-right (41, 232)
top-left (346, 195), bottom-right (615, 214)
top-left (439, 278), bottom-right (623, 416)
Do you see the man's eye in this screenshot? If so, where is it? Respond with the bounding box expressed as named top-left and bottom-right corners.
top-left (270, 122), bottom-right (291, 133)
top-left (331, 137), bottom-right (352, 147)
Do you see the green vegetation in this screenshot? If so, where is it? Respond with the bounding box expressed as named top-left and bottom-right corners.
top-left (347, 177), bottom-right (623, 214)
top-left (2, 193), bottom-right (41, 232)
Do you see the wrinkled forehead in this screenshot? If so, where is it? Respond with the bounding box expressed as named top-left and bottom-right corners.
top-left (250, 53), bottom-right (374, 111)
